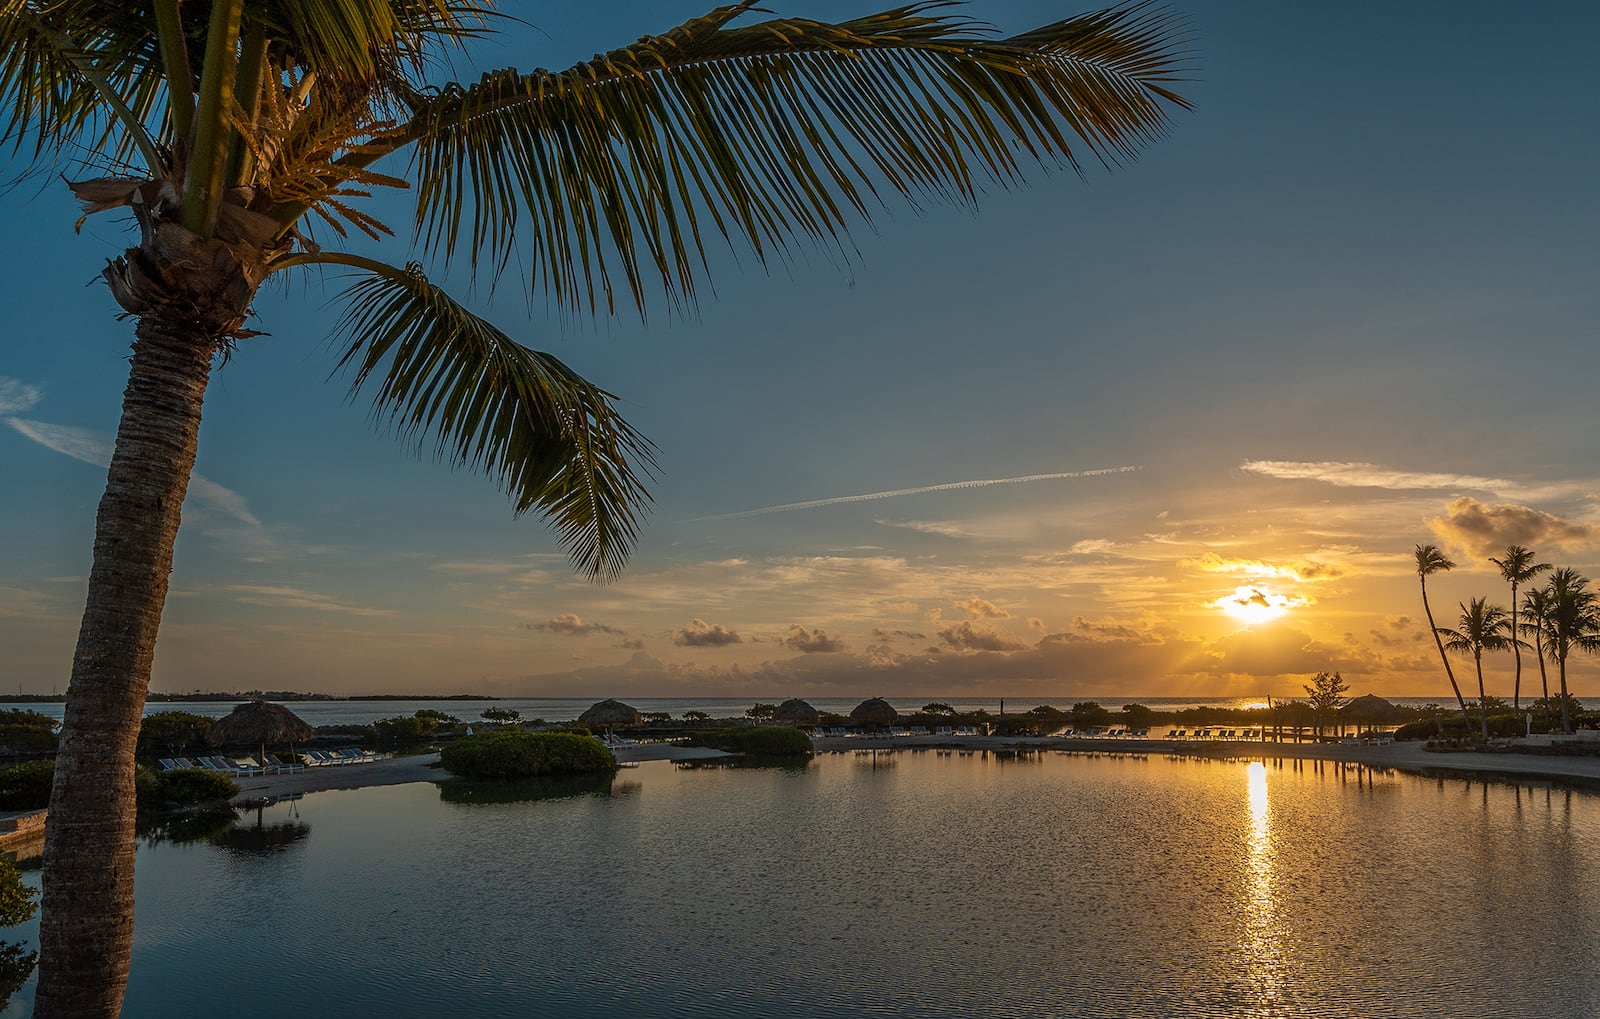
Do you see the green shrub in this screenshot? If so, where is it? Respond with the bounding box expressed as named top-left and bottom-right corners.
top-left (0, 859), bottom-right (36, 927)
top-left (0, 710), bottom-right (58, 754)
top-left (373, 715), bottom-right (427, 740)
top-left (681, 726), bottom-right (814, 756)
top-left (438, 732), bottom-right (616, 779)
top-left (137, 711), bottom-right (214, 755)
top-left (0, 761), bottom-right (54, 811)
top-left (150, 768), bottom-right (240, 805)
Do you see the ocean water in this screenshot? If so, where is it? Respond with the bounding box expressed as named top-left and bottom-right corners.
top-left (6, 751), bottom-right (1600, 1017)
top-left (8, 695), bottom-right (1587, 729)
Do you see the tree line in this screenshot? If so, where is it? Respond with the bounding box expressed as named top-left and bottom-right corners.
top-left (1415, 543), bottom-right (1599, 738)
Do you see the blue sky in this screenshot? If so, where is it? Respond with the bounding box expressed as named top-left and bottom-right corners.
top-left (5, 1), bottom-right (1600, 700)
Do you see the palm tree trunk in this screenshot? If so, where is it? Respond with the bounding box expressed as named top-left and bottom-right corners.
top-left (1510, 592), bottom-right (1522, 712)
top-left (1421, 577), bottom-right (1471, 719)
top-left (1558, 654), bottom-right (1573, 735)
top-left (35, 316), bottom-right (215, 1019)
top-left (1537, 641), bottom-right (1551, 729)
top-left (1474, 651), bottom-right (1489, 740)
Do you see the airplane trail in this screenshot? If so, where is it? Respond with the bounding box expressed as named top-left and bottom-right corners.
top-left (691, 466), bottom-right (1141, 521)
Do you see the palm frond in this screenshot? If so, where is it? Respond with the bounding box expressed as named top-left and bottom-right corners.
top-left (330, 263), bottom-right (656, 580)
top-left (402, 1), bottom-right (1193, 317)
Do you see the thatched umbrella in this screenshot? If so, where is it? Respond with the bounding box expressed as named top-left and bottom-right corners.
top-left (577, 698), bottom-right (641, 733)
top-left (205, 699), bottom-right (313, 763)
top-left (1341, 694), bottom-right (1400, 736)
top-left (774, 698), bottom-right (820, 726)
top-left (849, 697), bottom-right (898, 730)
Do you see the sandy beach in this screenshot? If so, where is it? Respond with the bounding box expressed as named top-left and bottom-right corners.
top-left (225, 734), bottom-right (1600, 804)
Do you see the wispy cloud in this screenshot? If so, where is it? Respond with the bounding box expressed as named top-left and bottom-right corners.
top-left (0, 377), bottom-right (43, 415)
top-left (225, 585), bottom-right (398, 617)
top-left (7, 416), bottom-right (273, 554)
top-left (1240, 459), bottom-right (1579, 500)
top-left (690, 466), bottom-right (1141, 520)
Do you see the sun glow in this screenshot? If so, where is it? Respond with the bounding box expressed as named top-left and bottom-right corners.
top-left (1213, 585), bottom-right (1308, 624)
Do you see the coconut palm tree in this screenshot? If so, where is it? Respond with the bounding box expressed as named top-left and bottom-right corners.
top-left (1520, 585), bottom-right (1556, 728)
top-left (3, 3), bottom-right (1192, 1014)
top-left (1540, 569), bottom-right (1600, 735)
top-left (1488, 545), bottom-right (1550, 712)
top-left (1415, 544), bottom-right (1471, 721)
top-left (1435, 597), bottom-right (1515, 740)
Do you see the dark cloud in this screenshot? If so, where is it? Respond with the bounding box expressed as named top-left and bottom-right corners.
top-left (871, 628), bottom-right (926, 643)
top-left (1428, 497), bottom-right (1598, 557)
top-left (938, 621), bottom-right (1027, 652)
top-left (615, 638), bottom-right (645, 650)
top-left (671, 618), bottom-right (742, 647)
top-left (523, 613), bottom-right (625, 637)
top-left (782, 625), bottom-right (849, 654)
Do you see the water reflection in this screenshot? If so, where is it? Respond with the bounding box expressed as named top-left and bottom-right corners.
top-left (138, 801), bottom-right (311, 858)
top-left (1241, 761), bottom-right (1288, 1008)
top-left (673, 757), bottom-right (812, 774)
top-left (436, 772), bottom-right (626, 805)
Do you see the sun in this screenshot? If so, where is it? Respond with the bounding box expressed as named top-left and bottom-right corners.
top-left (1214, 585), bottom-right (1305, 624)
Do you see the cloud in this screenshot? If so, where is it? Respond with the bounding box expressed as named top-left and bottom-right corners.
top-left (691, 465), bottom-right (1140, 520)
top-left (671, 618), bottom-right (742, 647)
top-left (523, 613), bottom-right (625, 637)
top-left (225, 585), bottom-right (397, 617)
top-left (871, 628), bottom-right (926, 643)
top-left (782, 625), bottom-right (849, 654)
top-left (1027, 617), bottom-right (1046, 631)
top-left (0, 378), bottom-right (43, 415)
top-left (1427, 497), bottom-right (1599, 557)
top-left (8, 416), bottom-right (271, 551)
top-left (1209, 586), bottom-right (1314, 614)
top-left (960, 597), bottom-right (1011, 619)
top-left (876, 518), bottom-right (973, 538)
top-left (1182, 551), bottom-right (1343, 582)
top-left (938, 621), bottom-right (1027, 652)
top-left (1241, 459), bottom-right (1516, 492)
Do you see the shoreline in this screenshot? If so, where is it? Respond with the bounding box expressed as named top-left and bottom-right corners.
top-left (226, 736), bottom-right (1600, 804)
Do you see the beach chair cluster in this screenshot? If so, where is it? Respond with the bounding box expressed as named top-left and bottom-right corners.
top-left (598, 733), bottom-right (637, 750)
top-left (1161, 728), bottom-right (1264, 741)
top-left (811, 725), bottom-right (980, 740)
top-left (158, 754), bottom-right (305, 776)
top-left (1053, 728), bottom-right (1151, 739)
top-left (300, 748), bottom-right (379, 766)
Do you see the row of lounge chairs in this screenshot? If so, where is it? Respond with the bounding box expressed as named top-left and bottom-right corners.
top-left (157, 748), bottom-right (377, 776)
top-left (1053, 727), bottom-right (1150, 738)
top-left (810, 726), bottom-right (980, 739)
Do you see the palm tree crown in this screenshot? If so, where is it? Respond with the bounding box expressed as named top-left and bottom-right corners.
top-left (1540, 568), bottom-right (1600, 734)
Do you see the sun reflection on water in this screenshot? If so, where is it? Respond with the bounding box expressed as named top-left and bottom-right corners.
top-left (1242, 761), bottom-right (1290, 1007)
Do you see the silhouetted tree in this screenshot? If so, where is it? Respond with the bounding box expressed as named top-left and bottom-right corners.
top-left (1489, 545), bottom-right (1550, 712)
top-left (1415, 545), bottom-right (1474, 724)
top-left (1302, 672), bottom-right (1350, 738)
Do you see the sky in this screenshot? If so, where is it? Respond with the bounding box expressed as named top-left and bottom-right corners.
top-left (5, 1), bottom-right (1600, 701)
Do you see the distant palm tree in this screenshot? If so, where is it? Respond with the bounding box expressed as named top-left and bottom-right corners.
top-left (1520, 585), bottom-right (1556, 728)
top-left (1415, 544), bottom-right (1471, 720)
top-left (1540, 569), bottom-right (1600, 734)
top-left (1489, 545), bottom-right (1550, 712)
top-left (4, 3), bottom-right (1193, 1015)
top-left (1435, 597), bottom-right (1515, 740)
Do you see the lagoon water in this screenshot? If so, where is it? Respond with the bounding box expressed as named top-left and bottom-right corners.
top-left (11, 751), bottom-right (1600, 1017)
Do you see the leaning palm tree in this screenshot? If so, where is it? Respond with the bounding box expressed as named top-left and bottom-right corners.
top-left (1520, 585), bottom-right (1556, 728)
top-left (1435, 597), bottom-right (1516, 740)
top-left (1488, 545), bottom-right (1550, 712)
top-left (1415, 544), bottom-right (1471, 721)
top-left (3, 3), bottom-right (1192, 1014)
top-left (1540, 569), bottom-right (1600, 735)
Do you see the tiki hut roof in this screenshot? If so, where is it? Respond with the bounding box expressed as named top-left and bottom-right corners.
top-left (1340, 693), bottom-right (1400, 722)
top-left (578, 699), bottom-right (642, 727)
top-left (205, 699), bottom-right (313, 749)
top-left (849, 697), bottom-right (898, 727)
top-left (774, 698), bottom-right (820, 725)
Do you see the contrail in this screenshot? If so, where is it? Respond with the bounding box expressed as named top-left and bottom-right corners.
top-left (690, 465), bottom-right (1141, 521)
